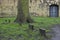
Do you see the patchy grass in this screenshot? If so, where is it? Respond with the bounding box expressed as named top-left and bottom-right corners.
top-left (0, 17), bottom-right (60, 40)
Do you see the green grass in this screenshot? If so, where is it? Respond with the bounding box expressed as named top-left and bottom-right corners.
top-left (32, 17), bottom-right (60, 28)
top-left (0, 17), bottom-right (60, 40)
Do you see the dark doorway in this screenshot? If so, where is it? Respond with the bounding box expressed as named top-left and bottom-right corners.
top-left (49, 4), bottom-right (59, 17)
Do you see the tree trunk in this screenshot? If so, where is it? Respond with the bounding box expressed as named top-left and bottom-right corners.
top-left (14, 0), bottom-right (33, 23)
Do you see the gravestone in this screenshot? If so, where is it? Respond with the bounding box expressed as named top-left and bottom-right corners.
top-left (39, 28), bottom-right (46, 37)
top-left (29, 24), bottom-right (34, 30)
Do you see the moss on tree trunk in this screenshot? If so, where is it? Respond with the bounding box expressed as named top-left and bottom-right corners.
top-left (14, 0), bottom-right (33, 23)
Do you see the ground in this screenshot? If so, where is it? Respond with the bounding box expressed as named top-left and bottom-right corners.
top-left (50, 24), bottom-right (60, 40)
top-left (0, 17), bottom-right (60, 40)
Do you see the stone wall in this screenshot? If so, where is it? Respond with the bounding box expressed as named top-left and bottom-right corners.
top-left (0, 0), bottom-right (18, 17)
top-left (0, 0), bottom-right (60, 17)
top-left (29, 0), bottom-right (60, 17)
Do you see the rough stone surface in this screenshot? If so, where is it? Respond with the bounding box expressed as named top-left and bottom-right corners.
top-left (1, 0), bottom-right (60, 17)
top-left (29, 0), bottom-right (60, 17)
top-left (0, 0), bottom-right (18, 17)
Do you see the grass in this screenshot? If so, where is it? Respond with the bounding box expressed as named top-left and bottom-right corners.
top-left (32, 17), bottom-right (60, 28)
top-left (0, 17), bottom-right (60, 40)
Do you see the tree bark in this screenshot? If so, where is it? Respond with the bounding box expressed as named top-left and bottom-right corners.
top-left (14, 0), bottom-right (33, 23)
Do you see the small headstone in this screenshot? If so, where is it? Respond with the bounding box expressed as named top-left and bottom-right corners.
top-left (29, 24), bottom-right (34, 30)
top-left (39, 28), bottom-right (46, 37)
